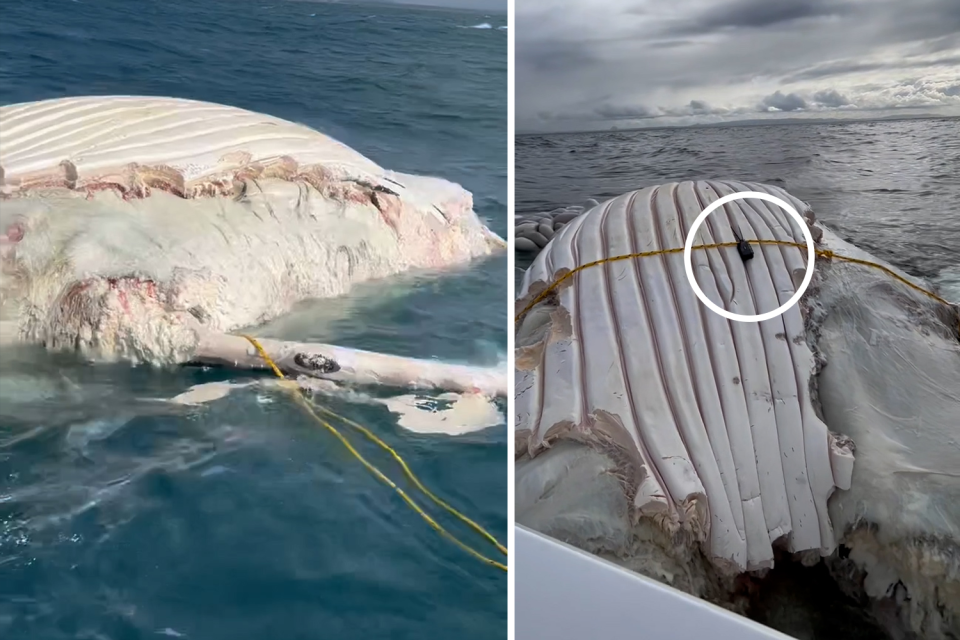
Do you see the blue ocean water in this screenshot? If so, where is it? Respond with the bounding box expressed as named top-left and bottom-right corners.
top-left (0, 1), bottom-right (508, 639)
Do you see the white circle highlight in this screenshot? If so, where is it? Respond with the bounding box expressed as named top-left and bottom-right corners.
top-left (683, 191), bottom-right (815, 323)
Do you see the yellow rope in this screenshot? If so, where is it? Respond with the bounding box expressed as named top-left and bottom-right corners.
top-left (240, 334), bottom-right (508, 573)
top-left (306, 400), bottom-right (508, 556)
top-left (515, 240), bottom-right (958, 337)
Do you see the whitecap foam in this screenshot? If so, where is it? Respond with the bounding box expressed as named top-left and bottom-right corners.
top-left (462, 23), bottom-right (492, 29)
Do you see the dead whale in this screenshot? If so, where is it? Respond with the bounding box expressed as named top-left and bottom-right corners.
top-left (0, 96), bottom-right (507, 396)
top-left (514, 180), bottom-right (960, 638)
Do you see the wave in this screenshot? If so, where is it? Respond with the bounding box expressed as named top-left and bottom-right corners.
top-left (934, 265), bottom-right (960, 303)
top-left (456, 23), bottom-right (506, 31)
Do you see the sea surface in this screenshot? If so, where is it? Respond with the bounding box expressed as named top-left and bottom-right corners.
top-left (516, 118), bottom-right (960, 300)
top-left (0, 1), bottom-right (508, 639)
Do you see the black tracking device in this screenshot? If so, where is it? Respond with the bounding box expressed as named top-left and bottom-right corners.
top-left (732, 225), bottom-right (754, 262)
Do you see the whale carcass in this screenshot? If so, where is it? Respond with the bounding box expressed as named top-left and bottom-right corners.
top-left (514, 180), bottom-right (960, 638)
top-left (0, 96), bottom-right (506, 396)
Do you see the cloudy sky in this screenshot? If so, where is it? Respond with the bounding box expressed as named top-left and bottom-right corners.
top-left (517, 0), bottom-right (960, 131)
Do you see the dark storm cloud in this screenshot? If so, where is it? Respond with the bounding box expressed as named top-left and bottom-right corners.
top-left (536, 102), bottom-right (659, 122)
top-left (660, 100), bottom-right (738, 117)
top-left (813, 89), bottom-right (852, 107)
top-left (659, 0), bottom-right (852, 36)
top-left (516, 0), bottom-right (960, 131)
top-left (760, 91), bottom-right (807, 112)
top-left (522, 42), bottom-right (600, 74)
top-left (871, 0), bottom-right (960, 43)
top-left (688, 100), bottom-right (711, 114)
top-left (594, 104), bottom-right (655, 119)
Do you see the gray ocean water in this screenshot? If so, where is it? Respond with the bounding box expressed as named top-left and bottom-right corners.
top-left (0, 1), bottom-right (507, 639)
top-left (516, 118), bottom-right (960, 299)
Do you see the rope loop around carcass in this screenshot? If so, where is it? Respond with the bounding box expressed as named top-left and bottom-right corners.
top-left (515, 240), bottom-right (958, 338)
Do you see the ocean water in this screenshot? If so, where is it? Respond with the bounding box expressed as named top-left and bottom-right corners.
top-left (0, 1), bottom-right (508, 639)
top-left (516, 118), bottom-right (960, 296)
